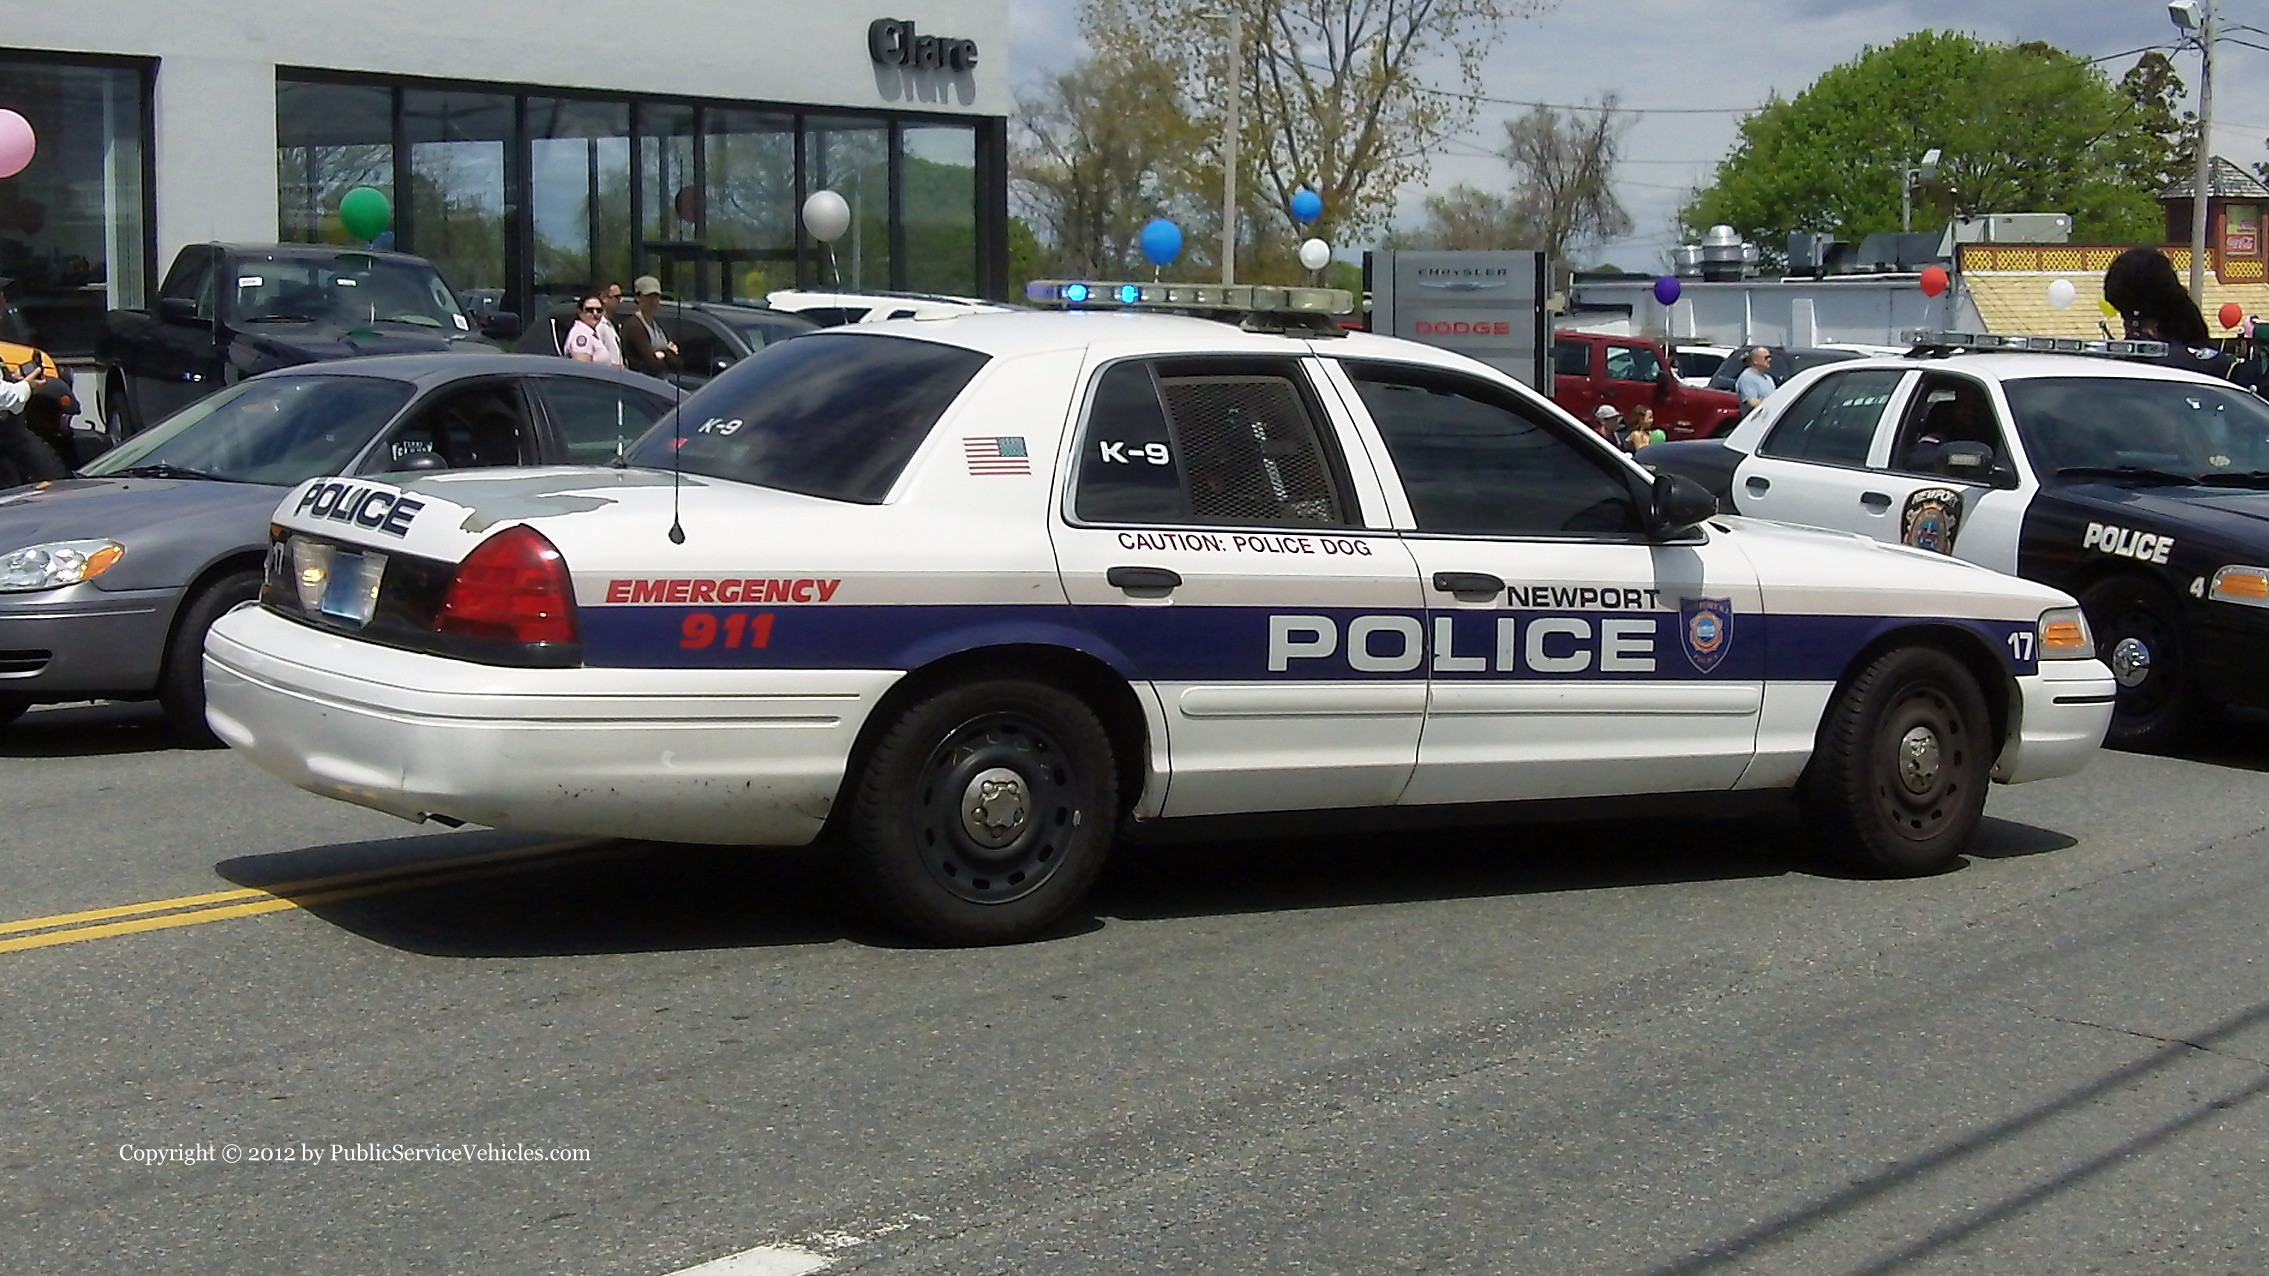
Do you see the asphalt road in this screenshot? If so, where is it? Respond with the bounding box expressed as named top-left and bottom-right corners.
top-left (2, 701), bottom-right (2266, 1275)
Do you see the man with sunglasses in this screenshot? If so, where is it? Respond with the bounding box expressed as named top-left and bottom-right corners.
top-left (563, 293), bottom-right (625, 367)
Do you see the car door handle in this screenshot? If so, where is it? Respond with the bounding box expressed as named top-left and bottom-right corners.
top-left (1860, 491), bottom-right (1893, 513)
top-left (1107, 565), bottom-right (1182, 594)
top-left (1432, 571), bottom-right (1505, 598)
top-left (1744, 475), bottom-right (1769, 496)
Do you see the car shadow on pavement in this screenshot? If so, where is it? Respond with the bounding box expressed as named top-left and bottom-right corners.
top-left (214, 810), bottom-right (2079, 956)
top-left (0, 700), bottom-right (184, 758)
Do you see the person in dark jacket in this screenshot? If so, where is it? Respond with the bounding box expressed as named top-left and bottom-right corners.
top-left (620, 275), bottom-right (681, 379)
top-left (2102, 246), bottom-right (2237, 380)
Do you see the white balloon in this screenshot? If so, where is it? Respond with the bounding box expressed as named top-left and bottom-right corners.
top-left (1297, 237), bottom-right (1332, 272)
top-left (2046, 277), bottom-right (2077, 310)
top-left (802, 190), bottom-right (852, 244)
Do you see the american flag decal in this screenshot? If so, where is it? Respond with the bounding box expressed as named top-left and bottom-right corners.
top-left (963, 435), bottom-right (1031, 475)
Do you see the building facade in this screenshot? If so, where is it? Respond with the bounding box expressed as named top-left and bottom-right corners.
top-left (19, 0), bottom-right (1009, 356)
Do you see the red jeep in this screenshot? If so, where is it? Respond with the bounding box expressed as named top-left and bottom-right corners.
top-left (1550, 331), bottom-right (1743, 441)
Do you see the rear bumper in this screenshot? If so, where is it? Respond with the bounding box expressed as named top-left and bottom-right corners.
top-left (0, 582), bottom-right (176, 698)
top-left (204, 606), bottom-right (899, 844)
top-left (1994, 659), bottom-right (2116, 784)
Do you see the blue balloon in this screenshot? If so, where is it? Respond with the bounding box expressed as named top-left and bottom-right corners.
top-left (370, 230), bottom-right (396, 252)
top-left (1140, 218), bottom-right (1183, 267)
top-left (1290, 188), bottom-right (1324, 223)
top-left (1653, 275), bottom-right (1681, 306)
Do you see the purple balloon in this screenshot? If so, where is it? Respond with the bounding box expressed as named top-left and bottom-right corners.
top-left (1653, 275), bottom-right (1682, 306)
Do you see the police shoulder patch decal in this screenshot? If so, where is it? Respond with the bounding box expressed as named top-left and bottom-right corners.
top-left (1679, 597), bottom-right (1733, 673)
top-left (1900, 486), bottom-right (1964, 555)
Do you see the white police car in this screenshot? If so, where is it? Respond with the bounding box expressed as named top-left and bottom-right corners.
top-left (1640, 331), bottom-right (2269, 747)
top-left (205, 286), bottom-right (2116, 943)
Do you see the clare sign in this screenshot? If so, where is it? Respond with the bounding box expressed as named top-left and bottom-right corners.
top-left (1367, 250), bottom-right (1549, 388)
top-left (868, 18), bottom-right (980, 72)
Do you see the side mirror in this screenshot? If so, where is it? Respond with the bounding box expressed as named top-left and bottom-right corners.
top-left (1937, 441), bottom-right (1996, 480)
top-left (391, 450), bottom-right (449, 473)
top-left (157, 297), bottom-right (207, 326)
top-left (1648, 470), bottom-right (1718, 537)
top-left (479, 311), bottom-right (523, 341)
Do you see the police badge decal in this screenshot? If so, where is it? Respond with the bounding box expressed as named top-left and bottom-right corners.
top-left (1900, 486), bottom-right (1965, 555)
top-left (1680, 597), bottom-right (1733, 673)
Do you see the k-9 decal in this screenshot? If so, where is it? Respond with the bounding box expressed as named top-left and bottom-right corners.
top-left (1097, 440), bottom-right (1172, 465)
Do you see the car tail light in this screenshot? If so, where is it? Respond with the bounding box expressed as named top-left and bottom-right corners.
top-left (436, 525), bottom-right (578, 646)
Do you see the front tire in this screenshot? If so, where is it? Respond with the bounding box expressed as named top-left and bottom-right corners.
top-left (2079, 576), bottom-right (2195, 750)
top-left (1803, 646), bottom-right (1993, 876)
top-left (838, 678), bottom-right (1118, 944)
top-left (159, 569), bottom-right (263, 745)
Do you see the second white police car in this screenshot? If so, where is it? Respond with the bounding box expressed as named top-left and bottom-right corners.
top-left (205, 283), bottom-right (2117, 943)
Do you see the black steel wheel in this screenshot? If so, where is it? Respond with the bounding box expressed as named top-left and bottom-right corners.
top-left (159, 569), bottom-right (263, 746)
top-left (1803, 646), bottom-right (1993, 876)
top-left (2079, 576), bottom-right (2195, 750)
top-left (839, 678), bottom-right (1117, 944)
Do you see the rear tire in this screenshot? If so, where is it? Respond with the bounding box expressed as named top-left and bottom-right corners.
top-left (2079, 576), bottom-right (2195, 750)
top-left (103, 374), bottom-right (138, 445)
top-left (159, 569), bottom-right (263, 746)
top-left (837, 678), bottom-right (1117, 945)
top-left (1803, 646), bottom-right (1993, 876)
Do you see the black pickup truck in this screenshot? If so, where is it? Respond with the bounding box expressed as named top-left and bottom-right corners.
top-left (94, 243), bottom-right (520, 441)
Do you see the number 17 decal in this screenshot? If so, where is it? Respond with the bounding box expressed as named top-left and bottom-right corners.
top-left (2006, 629), bottom-right (2034, 662)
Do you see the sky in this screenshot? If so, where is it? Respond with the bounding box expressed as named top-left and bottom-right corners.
top-left (1004, 0), bottom-right (2269, 270)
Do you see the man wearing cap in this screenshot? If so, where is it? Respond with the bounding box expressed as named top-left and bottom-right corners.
top-left (1591, 403), bottom-right (1624, 442)
top-left (621, 275), bottom-right (681, 379)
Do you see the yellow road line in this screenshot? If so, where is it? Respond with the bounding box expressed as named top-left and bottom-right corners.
top-left (0, 838), bottom-right (612, 954)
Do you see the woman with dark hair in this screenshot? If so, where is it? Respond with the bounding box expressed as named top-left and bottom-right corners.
top-left (2102, 247), bottom-right (2234, 379)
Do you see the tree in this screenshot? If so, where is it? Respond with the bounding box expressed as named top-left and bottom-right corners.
top-left (1012, 49), bottom-right (1204, 278)
top-left (2115, 51), bottom-right (2196, 193)
top-left (1499, 96), bottom-right (1630, 265)
top-left (1077, 0), bottom-right (1551, 277)
top-left (1682, 32), bottom-right (2164, 255)
top-left (1389, 183), bottom-right (1536, 250)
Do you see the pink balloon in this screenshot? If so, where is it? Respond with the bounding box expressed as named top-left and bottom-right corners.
top-left (0, 110), bottom-right (33, 180)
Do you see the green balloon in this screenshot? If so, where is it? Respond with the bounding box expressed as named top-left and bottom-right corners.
top-left (1650, 428), bottom-right (1667, 445)
top-left (339, 186), bottom-right (393, 242)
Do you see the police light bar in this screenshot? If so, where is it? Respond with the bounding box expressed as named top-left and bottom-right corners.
top-left (1025, 279), bottom-right (1355, 315)
top-left (1905, 329), bottom-right (2169, 359)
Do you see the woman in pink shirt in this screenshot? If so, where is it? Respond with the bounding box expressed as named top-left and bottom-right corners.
top-left (562, 294), bottom-right (625, 367)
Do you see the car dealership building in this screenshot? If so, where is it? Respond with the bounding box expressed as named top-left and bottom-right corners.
top-left (19, 0), bottom-right (1010, 357)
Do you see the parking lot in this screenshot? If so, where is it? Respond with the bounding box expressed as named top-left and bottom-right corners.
top-left (1, 701), bottom-right (2263, 1274)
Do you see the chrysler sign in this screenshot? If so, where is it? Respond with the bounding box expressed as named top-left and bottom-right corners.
top-left (1369, 250), bottom-right (1549, 388)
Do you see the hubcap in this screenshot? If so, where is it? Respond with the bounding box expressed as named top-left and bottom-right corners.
top-left (2109, 635), bottom-right (2153, 688)
top-left (1897, 725), bottom-right (1942, 794)
top-left (960, 766), bottom-right (1030, 849)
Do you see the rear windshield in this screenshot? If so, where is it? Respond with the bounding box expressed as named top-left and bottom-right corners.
top-left (83, 375), bottom-right (413, 484)
top-left (628, 332), bottom-right (989, 503)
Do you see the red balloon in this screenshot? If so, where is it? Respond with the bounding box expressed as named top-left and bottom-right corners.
top-left (2219, 301), bottom-right (2244, 330)
top-left (1919, 265), bottom-right (1949, 298)
top-left (673, 185), bottom-right (701, 223)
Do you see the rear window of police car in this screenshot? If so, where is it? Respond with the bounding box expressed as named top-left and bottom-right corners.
top-left (630, 332), bottom-right (989, 503)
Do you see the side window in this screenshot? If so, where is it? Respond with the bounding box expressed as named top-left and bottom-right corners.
top-left (1071, 358), bottom-right (1352, 528)
top-left (1888, 373), bottom-right (2009, 477)
top-left (1757, 369), bottom-right (1905, 467)
top-left (536, 377), bottom-right (671, 464)
top-left (1606, 343), bottom-right (1662, 383)
top-left (1347, 363), bottom-right (1644, 536)
top-left (367, 382), bottom-right (535, 473)
top-left (663, 317), bottom-right (726, 374)
top-left (159, 249), bottom-right (217, 321)
top-left (1552, 339), bottom-right (1591, 379)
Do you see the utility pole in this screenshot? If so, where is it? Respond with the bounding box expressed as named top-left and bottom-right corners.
top-left (2192, 0), bottom-right (2216, 305)
top-left (1221, 10), bottom-right (1242, 285)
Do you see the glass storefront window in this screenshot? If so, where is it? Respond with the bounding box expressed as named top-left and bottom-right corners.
top-left (402, 89), bottom-right (513, 298)
top-left (528, 97), bottom-right (631, 312)
top-left (900, 123), bottom-right (976, 296)
top-left (636, 102), bottom-right (698, 298)
top-left (0, 58), bottom-right (149, 356)
top-left (806, 117), bottom-right (891, 292)
top-left (277, 81), bottom-right (393, 252)
top-left (704, 109), bottom-right (796, 302)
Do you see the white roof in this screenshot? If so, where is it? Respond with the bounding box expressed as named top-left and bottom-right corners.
top-left (1824, 351), bottom-right (2233, 385)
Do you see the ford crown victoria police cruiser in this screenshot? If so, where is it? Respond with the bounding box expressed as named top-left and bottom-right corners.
top-left (204, 293), bottom-right (2116, 943)
top-left (1639, 332), bottom-right (2269, 747)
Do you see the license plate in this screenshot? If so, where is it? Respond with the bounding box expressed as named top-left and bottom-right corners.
top-left (318, 550), bottom-right (387, 626)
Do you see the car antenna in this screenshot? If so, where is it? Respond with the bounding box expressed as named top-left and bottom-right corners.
top-left (667, 276), bottom-right (686, 545)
